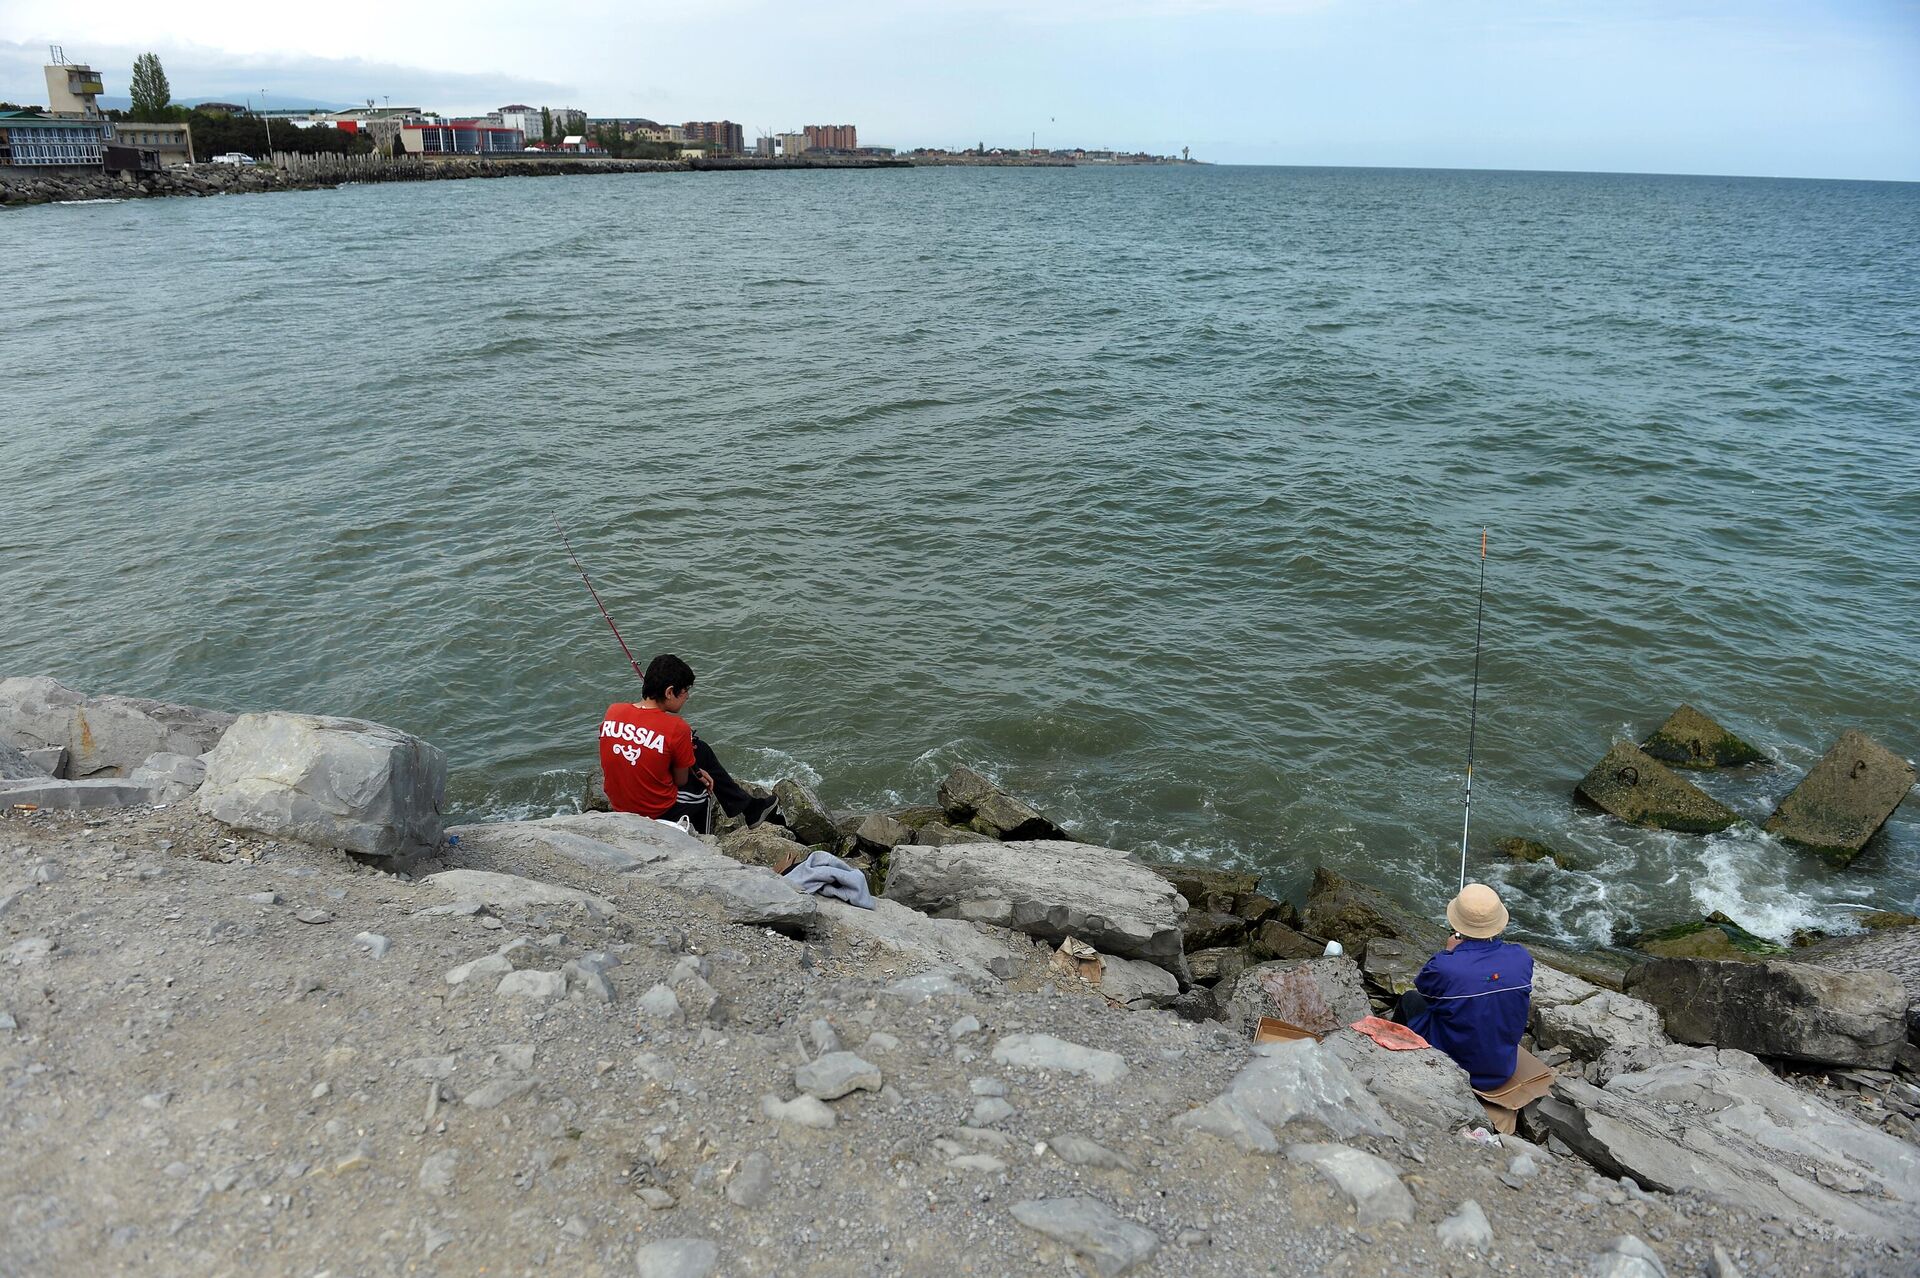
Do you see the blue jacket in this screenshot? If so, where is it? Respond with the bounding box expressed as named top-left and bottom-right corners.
top-left (1406, 938), bottom-right (1534, 1090)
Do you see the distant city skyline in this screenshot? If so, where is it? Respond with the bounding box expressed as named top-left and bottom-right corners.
top-left (2, 1), bottom-right (1916, 180)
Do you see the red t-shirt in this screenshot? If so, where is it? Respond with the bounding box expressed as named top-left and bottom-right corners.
top-left (599, 703), bottom-right (695, 818)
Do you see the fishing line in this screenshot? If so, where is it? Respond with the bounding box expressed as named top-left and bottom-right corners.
top-left (1459, 527), bottom-right (1488, 893)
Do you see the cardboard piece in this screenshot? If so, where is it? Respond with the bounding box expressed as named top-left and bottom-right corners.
top-left (1050, 936), bottom-right (1103, 985)
top-left (1253, 1016), bottom-right (1323, 1045)
top-left (1472, 1046), bottom-right (1556, 1135)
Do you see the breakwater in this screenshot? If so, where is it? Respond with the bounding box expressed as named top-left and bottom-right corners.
top-left (0, 153), bottom-right (686, 209)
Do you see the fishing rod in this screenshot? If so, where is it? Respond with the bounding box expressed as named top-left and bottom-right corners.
top-left (554, 520), bottom-right (645, 685)
top-left (1459, 527), bottom-right (1488, 893)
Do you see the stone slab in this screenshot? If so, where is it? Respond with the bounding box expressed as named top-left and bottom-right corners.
top-left (1575, 741), bottom-right (1739, 834)
top-left (1640, 705), bottom-right (1767, 770)
top-left (0, 778), bottom-right (158, 811)
top-left (1764, 729), bottom-right (1914, 864)
top-left (1624, 957), bottom-right (1908, 1068)
top-left (885, 839), bottom-right (1187, 973)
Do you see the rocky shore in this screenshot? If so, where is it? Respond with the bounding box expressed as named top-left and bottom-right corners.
top-left (2, 675), bottom-right (1917, 1276)
top-left (0, 156), bottom-right (686, 210)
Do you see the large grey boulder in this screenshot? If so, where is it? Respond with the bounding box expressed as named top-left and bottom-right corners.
top-left (1763, 729), bottom-right (1915, 865)
top-left (199, 712), bottom-right (445, 858)
top-left (1172, 1038), bottom-right (1403, 1150)
top-left (1797, 923), bottom-right (1920, 1041)
top-left (1640, 705), bottom-right (1767, 770)
top-left (885, 839), bottom-right (1187, 974)
top-left (447, 814), bottom-right (1024, 982)
top-left (0, 676), bottom-right (235, 778)
top-left (1534, 1046), bottom-right (1920, 1240)
top-left (1530, 966), bottom-right (1670, 1061)
top-left (0, 742), bottom-right (43, 782)
top-left (1623, 957), bottom-right (1908, 1068)
top-left (1575, 741), bottom-right (1740, 834)
top-left (1220, 958), bottom-right (1369, 1040)
top-left (1322, 1029), bottom-right (1484, 1129)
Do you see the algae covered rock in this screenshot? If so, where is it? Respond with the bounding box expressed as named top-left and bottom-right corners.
top-left (1763, 729), bottom-right (1914, 865)
top-left (1301, 865), bottom-right (1447, 958)
top-left (772, 778), bottom-right (838, 846)
top-left (1574, 741), bottom-right (1739, 834)
top-left (1496, 836), bottom-right (1579, 871)
top-left (1629, 913), bottom-right (1788, 962)
top-left (1640, 705), bottom-right (1768, 770)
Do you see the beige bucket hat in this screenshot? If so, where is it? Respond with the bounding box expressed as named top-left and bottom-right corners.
top-left (1447, 883), bottom-right (1509, 939)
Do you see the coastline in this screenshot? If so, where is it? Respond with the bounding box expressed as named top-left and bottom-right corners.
top-left (2, 675), bottom-right (1917, 1275)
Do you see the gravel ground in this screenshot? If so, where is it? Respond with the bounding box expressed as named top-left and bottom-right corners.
top-left (0, 805), bottom-right (1908, 1277)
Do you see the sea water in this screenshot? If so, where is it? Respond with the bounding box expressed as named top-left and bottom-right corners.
top-left (3, 164), bottom-right (1915, 948)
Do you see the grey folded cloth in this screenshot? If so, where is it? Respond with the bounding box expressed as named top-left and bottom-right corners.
top-left (781, 850), bottom-right (876, 910)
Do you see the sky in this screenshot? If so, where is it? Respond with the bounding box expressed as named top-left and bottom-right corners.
top-left (2, 1), bottom-right (1916, 179)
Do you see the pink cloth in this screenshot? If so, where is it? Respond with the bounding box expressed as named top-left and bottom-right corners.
top-left (1350, 1016), bottom-right (1431, 1051)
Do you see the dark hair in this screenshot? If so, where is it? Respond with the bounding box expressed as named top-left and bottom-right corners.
top-left (642, 653), bottom-right (695, 701)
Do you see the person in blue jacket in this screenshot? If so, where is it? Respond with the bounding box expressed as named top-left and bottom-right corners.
top-left (1401, 883), bottom-right (1534, 1091)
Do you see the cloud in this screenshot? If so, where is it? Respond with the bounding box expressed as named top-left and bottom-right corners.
top-left (0, 39), bottom-right (571, 112)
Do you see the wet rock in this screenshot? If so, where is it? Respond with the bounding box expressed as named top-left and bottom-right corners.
top-left (1221, 958), bottom-right (1369, 1040)
top-left (1495, 836), bottom-right (1579, 870)
top-left (1763, 729), bottom-right (1915, 865)
top-left (992, 1033), bottom-right (1129, 1084)
top-left (1302, 865), bottom-right (1448, 958)
top-left (885, 840), bottom-right (1187, 974)
top-left (1010, 1196), bottom-right (1160, 1276)
top-left (912, 822), bottom-right (995, 847)
top-left (200, 711), bottom-right (446, 857)
top-left (1286, 1142), bottom-right (1414, 1224)
top-left (581, 765), bottom-right (611, 812)
top-left (1629, 914), bottom-right (1787, 962)
top-left (935, 764), bottom-right (1064, 840)
top-left (772, 779), bottom-right (838, 846)
top-left (852, 812), bottom-right (909, 852)
top-left (1640, 705), bottom-right (1768, 770)
top-left (1624, 957), bottom-right (1907, 1068)
top-left (1575, 741), bottom-right (1739, 834)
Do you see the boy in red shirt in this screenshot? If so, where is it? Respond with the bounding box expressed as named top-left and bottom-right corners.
top-left (599, 653), bottom-right (779, 833)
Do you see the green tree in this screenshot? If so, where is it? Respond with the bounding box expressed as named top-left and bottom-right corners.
top-left (540, 106), bottom-right (552, 143)
top-left (129, 53), bottom-right (172, 121)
